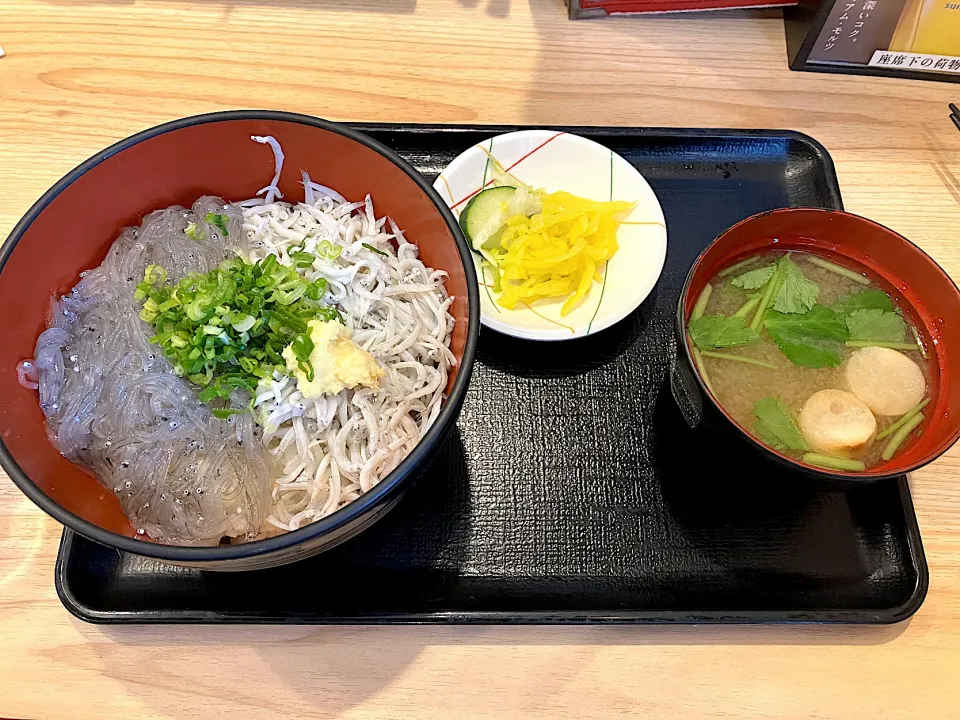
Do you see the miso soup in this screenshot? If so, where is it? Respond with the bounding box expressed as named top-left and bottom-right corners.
top-left (687, 251), bottom-right (931, 472)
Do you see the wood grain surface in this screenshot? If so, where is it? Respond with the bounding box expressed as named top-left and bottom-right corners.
top-left (1, 0), bottom-right (959, 717)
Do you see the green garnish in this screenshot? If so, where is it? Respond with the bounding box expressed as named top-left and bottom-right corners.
top-left (136, 255), bottom-right (340, 412)
top-left (362, 243), bottom-right (389, 257)
top-left (749, 261), bottom-right (785, 331)
top-left (205, 213), bottom-right (230, 236)
top-left (832, 289), bottom-right (892, 315)
top-left (690, 347), bottom-right (714, 395)
top-left (185, 222), bottom-right (201, 241)
top-left (845, 308), bottom-right (906, 343)
top-left (845, 340), bottom-right (919, 350)
top-left (746, 255), bottom-right (820, 331)
top-left (689, 315), bottom-right (760, 350)
top-left (291, 332), bottom-right (316, 382)
top-left (881, 412), bottom-right (925, 461)
top-left (717, 255), bottom-right (760, 278)
top-left (699, 350), bottom-right (776, 369)
top-left (802, 453), bottom-right (866, 472)
top-left (316, 240), bottom-right (342, 260)
top-left (771, 256), bottom-right (819, 314)
top-left (690, 283), bottom-right (713, 322)
top-left (806, 256), bottom-right (870, 285)
top-left (733, 293), bottom-right (762, 318)
top-left (876, 398), bottom-right (930, 441)
top-left (290, 251), bottom-right (316, 269)
top-left (911, 326), bottom-right (927, 358)
top-left (212, 407), bottom-right (248, 420)
top-left (763, 304), bottom-right (849, 368)
top-left (143, 264), bottom-right (167, 286)
top-left (482, 259), bottom-right (502, 293)
top-left (754, 396), bottom-right (808, 452)
top-left (730, 265), bottom-right (775, 290)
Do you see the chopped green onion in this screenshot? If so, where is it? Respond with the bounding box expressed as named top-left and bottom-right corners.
top-left (315, 306), bottom-right (342, 323)
top-left (291, 251), bottom-right (315, 269)
top-left (138, 254), bottom-right (341, 413)
top-left (805, 256), bottom-right (870, 285)
top-left (185, 222), bottom-right (201, 241)
top-left (802, 453), bottom-right (866, 472)
top-left (212, 407), bottom-right (246, 419)
top-left (881, 412), bottom-right (925, 461)
top-left (205, 213), bottom-right (230, 236)
top-left (144, 264), bottom-right (167, 285)
top-left (317, 240), bottom-right (342, 260)
top-left (305, 278), bottom-right (328, 301)
top-left (362, 243), bottom-right (389, 257)
top-left (230, 314), bottom-right (257, 333)
top-left (291, 332), bottom-right (315, 382)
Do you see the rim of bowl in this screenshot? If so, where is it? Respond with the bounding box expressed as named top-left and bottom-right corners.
top-left (0, 110), bottom-right (480, 562)
top-left (677, 206), bottom-right (960, 482)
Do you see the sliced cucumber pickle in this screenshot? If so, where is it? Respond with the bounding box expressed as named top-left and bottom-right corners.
top-left (459, 186), bottom-right (516, 251)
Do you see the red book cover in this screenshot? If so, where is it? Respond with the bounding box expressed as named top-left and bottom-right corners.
top-left (568, 0), bottom-right (797, 17)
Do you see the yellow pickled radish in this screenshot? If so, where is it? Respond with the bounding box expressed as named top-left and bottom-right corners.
top-left (490, 191), bottom-right (633, 316)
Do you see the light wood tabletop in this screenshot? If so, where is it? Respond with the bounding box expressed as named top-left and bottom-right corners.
top-left (2, 0), bottom-right (960, 717)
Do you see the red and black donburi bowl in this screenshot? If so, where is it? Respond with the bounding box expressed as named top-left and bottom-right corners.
top-left (676, 207), bottom-right (960, 483)
top-left (0, 111), bottom-right (479, 570)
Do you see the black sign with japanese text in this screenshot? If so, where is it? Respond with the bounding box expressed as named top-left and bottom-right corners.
top-left (808, 0), bottom-right (906, 63)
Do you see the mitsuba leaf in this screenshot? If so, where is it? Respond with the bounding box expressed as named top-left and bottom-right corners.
top-left (846, 308), bottom-right (906, 342)
top-left (689, 315), bottom-right (761, 349)
top-left (832, 289), bottom-right (892, 315)
top-left (730, 265), bottom-right (775, 290)
top-left (772, 256), bottom-right (819, 314)
top-left (763, 305), bottom-right (848, 368)
top-left (754, 396), bottom-right (809, 452)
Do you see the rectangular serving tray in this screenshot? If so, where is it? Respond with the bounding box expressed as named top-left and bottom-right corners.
top-left (56, 125), bottom-right (928, 624)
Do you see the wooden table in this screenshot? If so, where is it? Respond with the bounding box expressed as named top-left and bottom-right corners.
top-left (2, 1), bottom-right (959, 717)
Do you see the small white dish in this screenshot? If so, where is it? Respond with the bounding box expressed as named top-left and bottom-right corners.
top-left (434, 130), bottom-right (667, 341)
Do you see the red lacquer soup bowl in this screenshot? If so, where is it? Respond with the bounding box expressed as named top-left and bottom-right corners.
top-left (675, 208), bottom-right (960, 483)
top-left (0, 111), bottom-right (479, 570)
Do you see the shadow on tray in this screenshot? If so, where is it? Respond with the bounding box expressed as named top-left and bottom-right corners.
top-left (86, 430), bottom-right (471, 716)
top-left (90, 406), bottom-right (908, 670)
top-left (81, 429), bottom-right (472, 617)
top-left (652, 381), bottom-right (921, 620)
top-left (477, 288), bottom-right (656, 379)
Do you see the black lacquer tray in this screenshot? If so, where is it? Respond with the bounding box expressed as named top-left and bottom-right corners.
top-left (56, 125), bottom-right (928, 624)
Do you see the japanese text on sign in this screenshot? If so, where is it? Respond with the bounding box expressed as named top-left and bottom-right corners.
top-left (869, 51), bottom-right (960, 73)
top-left (823, 0), bottom-right (876, 52)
